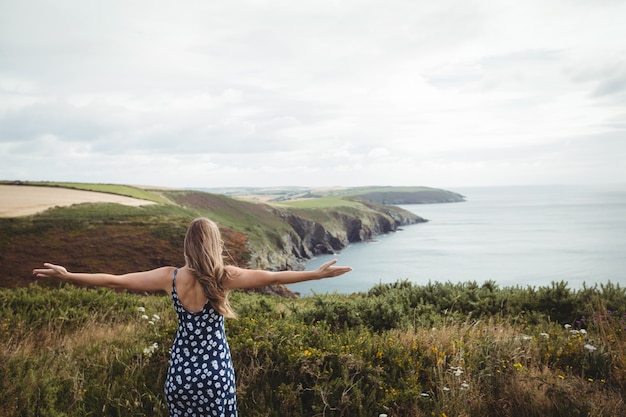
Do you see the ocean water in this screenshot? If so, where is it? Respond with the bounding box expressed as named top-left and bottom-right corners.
top-left (287, 184), bottom-right (626, 295)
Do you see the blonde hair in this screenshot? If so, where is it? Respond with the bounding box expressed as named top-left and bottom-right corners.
top-left (183, 218), bottom-right (236, 318)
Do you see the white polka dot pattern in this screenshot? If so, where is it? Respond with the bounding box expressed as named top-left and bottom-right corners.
top-left (165, 269), bottom-right (237, 416)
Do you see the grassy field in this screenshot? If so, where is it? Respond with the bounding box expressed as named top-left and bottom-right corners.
top-left (1, 280), bottom-right (625, 417)
top-left (30, 181), bottom-right (169, 204)
top-left (279, 196), bottom-right (364, 209)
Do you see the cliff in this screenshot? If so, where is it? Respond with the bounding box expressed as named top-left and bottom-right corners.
top-left (248, 204), bottom-right (424, 271)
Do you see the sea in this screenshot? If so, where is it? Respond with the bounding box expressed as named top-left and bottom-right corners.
top-left (287, 184), bottom-right (626, 295)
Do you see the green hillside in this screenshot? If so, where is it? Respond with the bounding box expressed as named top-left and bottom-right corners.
top-left (0, 182), bottom-right (422, 288)
top-left (201, 185), bottom-right (466, 204)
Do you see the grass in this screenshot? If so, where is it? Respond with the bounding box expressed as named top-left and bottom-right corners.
top-left (163, 190), bottom-right (295, 251)
top-left (279, 196), bottom-right (363, 209)
top-left (1, 281), bottom-right (625, 417)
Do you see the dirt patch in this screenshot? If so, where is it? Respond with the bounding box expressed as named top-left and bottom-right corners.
top-left (0, 185), bottom-right (156, 217)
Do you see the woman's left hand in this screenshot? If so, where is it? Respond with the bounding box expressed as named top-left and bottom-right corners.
top-left (316, 259), bottom-right (352, 279)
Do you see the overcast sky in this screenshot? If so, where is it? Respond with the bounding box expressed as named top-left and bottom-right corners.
top-left (1, 0), bottom-right (625, 189)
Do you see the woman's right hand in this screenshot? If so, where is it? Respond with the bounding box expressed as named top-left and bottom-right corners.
top-left (33, 263), bottom-right (69, 280)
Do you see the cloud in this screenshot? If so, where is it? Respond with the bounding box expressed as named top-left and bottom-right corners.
top-left (1, 0), bottom-right (625, 187)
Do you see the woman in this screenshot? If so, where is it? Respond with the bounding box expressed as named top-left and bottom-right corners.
top-left (33, 217), bottom-right (352, 417)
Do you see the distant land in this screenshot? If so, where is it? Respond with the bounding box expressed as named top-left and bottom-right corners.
top-left (197, 185), bottom-right (466, 204)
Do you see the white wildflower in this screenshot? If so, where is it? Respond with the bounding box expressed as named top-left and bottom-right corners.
top-left (148, 321), bottom-right (155, 325)
top-left (442, 387), bottom-right (451, 392)
top-left (420, 392), bottom-right (430, 397)
top-left (570, 330), bottom-right (580, 335)
top-left (137, 307), bottom-right (146, 312)
top-left (540, 332), bottom-right (550, 339)
top-left (143, 342), bottom-right (159, 357)
top-left (521, 335), bottom-right (532, 341)
top-left (460, 381), bottom-right (469, 389)
top-left (564, 324), bottom-right (572, 329)
top-left (580, 329), bottom-right (587, 334)
top-left (584, 344), bottom-right (597, 352)
top-left (141, 314), bottom-right (149, 320)
top-left (450, 366), bottom-right (464, 377)
top-left (152, 314), bottom-right (161, 321)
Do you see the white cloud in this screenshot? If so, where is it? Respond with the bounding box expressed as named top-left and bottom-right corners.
top-left (1, 0), bottom-right (625, 187)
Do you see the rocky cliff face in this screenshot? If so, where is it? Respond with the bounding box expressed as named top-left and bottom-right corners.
top-left (248, 205), bottom-right (425, 271)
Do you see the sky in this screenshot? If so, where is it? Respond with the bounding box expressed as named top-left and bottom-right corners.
top-left (1, 0), bottom-right (625, 189)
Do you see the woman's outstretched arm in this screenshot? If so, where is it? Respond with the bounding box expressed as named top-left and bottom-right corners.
top-left (32, 263), bottom-right (174, 293)
top-left (224, 259), bottom-right (352, 290)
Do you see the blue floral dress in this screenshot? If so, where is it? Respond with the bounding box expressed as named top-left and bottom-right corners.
top-left (165, 269), bottom-right (238, 416)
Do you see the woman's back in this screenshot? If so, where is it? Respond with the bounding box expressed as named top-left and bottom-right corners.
top-left (172, 267), bottom-right (209, 313)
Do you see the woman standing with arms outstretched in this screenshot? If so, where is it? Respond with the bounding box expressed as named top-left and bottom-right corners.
top-left (33, 217), bottom-right (352, 417)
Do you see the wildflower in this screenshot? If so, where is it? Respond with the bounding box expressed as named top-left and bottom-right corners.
top-left (558, 375), bottom-right (565, 379)
top-left (148, 321), bottom-right (155, 325)
top-left (450, 366), bottom-right (463, 377)
top-left (442, 387), bottom-right (450, 392)
top-left (460, 381), bottom-right (469, 389)
top-left (141, 314), bottom-right (149, 320)
top-left (137, 306), bottom-right (146, 312)
top-left (579, 329), bottom-right (587, 334)
top-left (513, 362), bottom-right (523, 370)
top-left (152, 314), bottom-right (160, 321)
top-left (584, 344), bottom-right (597, 352)
top-left (570, 329), bottom-right (580, 335)
top-left (540, 332), bottom-right (550, 339)
top-left (588, 378), bottom-right (594, 382)
top-left (420, 392), bottom-right (430, 397)
top-left (564, 324), bottom-right (571, 329)
top-left (521, 335), bottom-right (532, 341)
top-left (143, 342), bottom-right (159, 357)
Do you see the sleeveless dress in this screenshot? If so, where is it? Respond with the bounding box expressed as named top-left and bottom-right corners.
top-left (165, 269), bottom-right (238, 416)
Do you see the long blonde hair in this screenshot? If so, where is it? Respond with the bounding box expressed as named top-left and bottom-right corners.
top-left (183, 217), bottom-right (236, 318)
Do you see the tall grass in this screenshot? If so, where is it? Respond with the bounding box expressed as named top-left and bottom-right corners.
top-left (1, 281), bottom-right (625, 416)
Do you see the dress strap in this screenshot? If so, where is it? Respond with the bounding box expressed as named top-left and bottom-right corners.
top-left (171, 268), bottom-right (179, 296)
